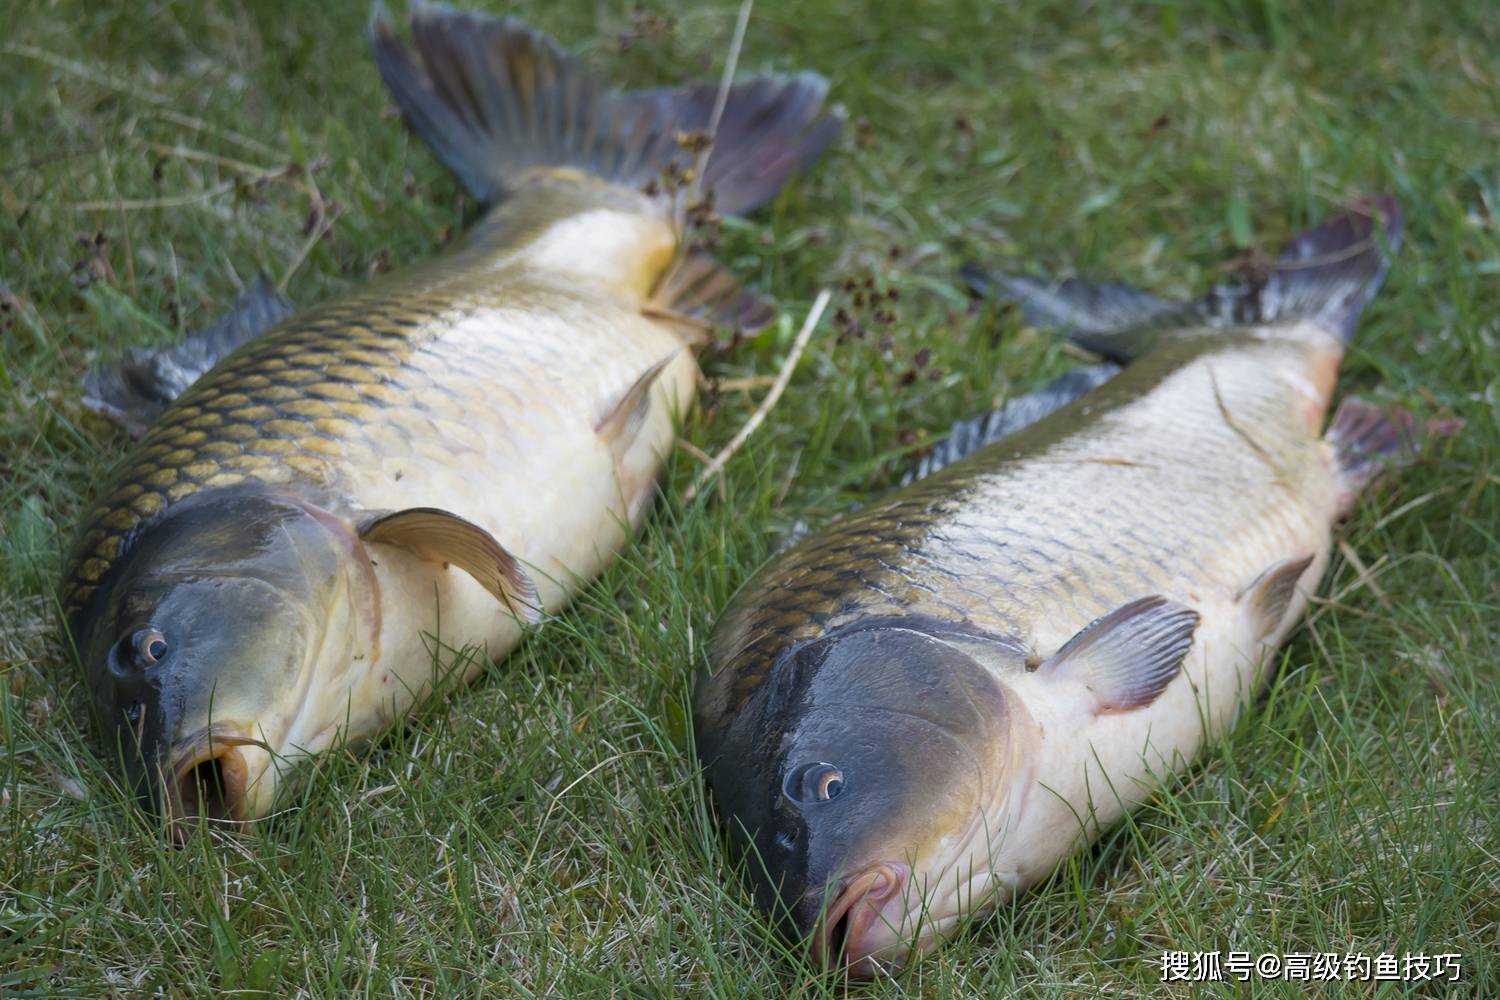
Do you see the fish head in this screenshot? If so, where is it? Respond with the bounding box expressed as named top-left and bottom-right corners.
top-left (70, 489), bottom-right (372, 836)
top-left (702, 620), bottom-right (1032, 976)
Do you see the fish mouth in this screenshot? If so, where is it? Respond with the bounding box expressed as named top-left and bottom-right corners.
top-left (163, 727), bottom-right (269, 841)
top-left (807, 862), bottom-right (910, 978)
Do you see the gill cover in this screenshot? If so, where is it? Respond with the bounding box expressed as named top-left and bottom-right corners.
top-left (696, 621), bottom-right (1014, 934)
top-left (70, 489), bottom-right (355, 807)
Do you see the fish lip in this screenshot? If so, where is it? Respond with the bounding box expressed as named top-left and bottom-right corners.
top-left (162, 725), bottom-right (269, 841)
top-left (807, 862), bottom-right (910, 978)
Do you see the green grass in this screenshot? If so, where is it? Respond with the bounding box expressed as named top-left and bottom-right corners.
top-left (2, 0), bottom-right (1498, 995)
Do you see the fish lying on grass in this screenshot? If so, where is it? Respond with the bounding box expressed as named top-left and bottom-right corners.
top-left (694, 198), bottom-right (1448, 975)
top-left (61, 3), bottom-right (838, 836)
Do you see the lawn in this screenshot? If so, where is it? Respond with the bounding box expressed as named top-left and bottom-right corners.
top-left (2, 0), bottom-right (1497, 996)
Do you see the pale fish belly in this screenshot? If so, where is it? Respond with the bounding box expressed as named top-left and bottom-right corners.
top-left (977, 337), bottom-right (1346, 892)
top-left (284, 287), bottom-right (698, 760)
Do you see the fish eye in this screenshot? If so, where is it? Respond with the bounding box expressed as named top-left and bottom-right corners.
top-left (132, 628), bottom-right (168, 666)
top-left (784, 761), bottom-right (846, 804)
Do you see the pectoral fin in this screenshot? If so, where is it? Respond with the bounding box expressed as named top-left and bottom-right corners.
top-left (1040, 596), bottom-right (1199, 714)
top-left (358, 507), bottom-right (541, 624)
top-left (1239, 554), bottom-right (1315, 640)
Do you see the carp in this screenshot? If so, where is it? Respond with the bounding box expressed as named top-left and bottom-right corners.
top-left (62, 3), bottom-right (838, 835)
top-left (694, 199), bottom-right (1439, 975)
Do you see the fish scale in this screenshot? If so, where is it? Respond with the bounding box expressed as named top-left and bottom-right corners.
top-left (62, 2), bottom-right (840, 830)
top-left (694, 199), bottom-right (1414, 975)
top-left (67, 230), bottom-right (684, 618)
top-left (711, 332), bottom-right (1330, 709)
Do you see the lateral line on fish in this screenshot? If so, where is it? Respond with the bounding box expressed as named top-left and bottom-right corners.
top-left (1022, 456), bottom-right (1157, 469)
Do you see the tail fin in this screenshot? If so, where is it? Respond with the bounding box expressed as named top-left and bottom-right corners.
top-left (370, 3), bottom-right (841, 215)
top-left (963, 196), bottom-right (1402, 361)
top-left (1203, 194), bottom-right (1402, 343)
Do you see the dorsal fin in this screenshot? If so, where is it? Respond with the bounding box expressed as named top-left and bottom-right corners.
top-left (82, 276), bottom-right (293, 438)
top-left (904, 363), bottom-right (1120, 484)
top-left (961, 267), bottom-right (1185, 362)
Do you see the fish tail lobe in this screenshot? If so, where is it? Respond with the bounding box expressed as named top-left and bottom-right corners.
top-left (1214, 194), bottom-right (1403, 344)
top-left (369, 2), bottom-right (841, 215)
top-left (962, 195), bottom-right (1402, 359)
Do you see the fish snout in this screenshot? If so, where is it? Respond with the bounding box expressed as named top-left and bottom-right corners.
top-left (163, 727), bottom-right (269, 840)
top-left (807, 862), bottom-right (910, 978)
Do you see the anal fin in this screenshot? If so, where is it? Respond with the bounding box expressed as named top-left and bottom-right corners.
top-left (646, 249), bottom-right (774, 344)
top-left (1326, 396), bottom-right (1464, 515)
top-left (1328, 397), bottom-right (1417, 487)
top-left (83, 275), bottom-right (293, 438)
top-left (1239, 554), bottom-right (1316, 640)
top-left (1040, 596), bottom-right (1199, 714)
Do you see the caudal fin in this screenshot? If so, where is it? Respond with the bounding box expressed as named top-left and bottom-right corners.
top-left (1205, 194), bottom-right (1402, 343)
top-left (963, 195), bottom-right (1402, 360)
top-left (370, 3), bottom-right (841, 215)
